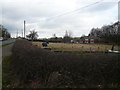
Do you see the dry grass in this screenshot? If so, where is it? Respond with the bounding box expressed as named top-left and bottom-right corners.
top-left (32, 42), bottom-right (120, 51)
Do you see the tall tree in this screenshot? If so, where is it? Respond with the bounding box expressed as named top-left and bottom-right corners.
top-left (63, 30), bottom-right (72, 43)
top-left (26, 30), bottom-right (38, 40)
top-left (89, 21), bottom-right (120, 44)
top-left (0, 24), bottom-right (11, 39)
top-left (53, 33), bottom-right (57, 39)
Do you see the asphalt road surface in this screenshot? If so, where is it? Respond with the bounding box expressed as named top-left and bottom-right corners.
top-left (0, 38), bottom-right (16, 46)
top-left (0, 39), bottom-right (15, 64)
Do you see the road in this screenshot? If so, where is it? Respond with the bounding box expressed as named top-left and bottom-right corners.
top-left (0, 39), bottom-right (16, 64)
top-left (0, 38), bottom-right (16, 46)
top-left (0, 38), bottom-right (16, 64)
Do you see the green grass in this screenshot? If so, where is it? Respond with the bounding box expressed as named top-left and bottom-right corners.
top-left (2, 56), bottom-right (12, 88)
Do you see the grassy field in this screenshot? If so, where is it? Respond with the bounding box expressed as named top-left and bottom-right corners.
top-left (32, 42), bottom-right (120, 52)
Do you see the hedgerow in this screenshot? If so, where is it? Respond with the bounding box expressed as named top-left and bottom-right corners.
top-left (9, 39), bottom-right (120, 88)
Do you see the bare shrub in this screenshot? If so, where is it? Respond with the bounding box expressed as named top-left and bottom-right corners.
top-left (9, 40), bottom-right (120, 88)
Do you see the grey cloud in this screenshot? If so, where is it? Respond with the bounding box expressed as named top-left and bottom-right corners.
top-left (2, 1), bottom-right (66, 21)
top-left (78, 2), bottom-right (117, 13)
top-left (90, 2), bottom-right (116, 11)
top-left (1, 0), bottom-right (118, 38)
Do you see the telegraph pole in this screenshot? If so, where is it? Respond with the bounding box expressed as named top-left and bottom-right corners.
top-left (21, 29), bottom-right (23, 38)
top-left (16, 29), bottom-right (18, 38)
top-left (24, 20), bottom-right (26, 38)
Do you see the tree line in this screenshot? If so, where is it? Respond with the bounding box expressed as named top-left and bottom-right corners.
top-left (26, 21), bottom-right (120, 44)
top-left (26, 30), bottom-right (73, 43)
top-left (0, 25), bottom-right (11, 40)
top-left (89, 21), bottom-right (120, 44)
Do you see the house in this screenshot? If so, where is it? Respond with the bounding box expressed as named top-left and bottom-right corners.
top-left (71, 40), bottom-right (79, 43)
top-left (80, 36), bottom-right (97, 44)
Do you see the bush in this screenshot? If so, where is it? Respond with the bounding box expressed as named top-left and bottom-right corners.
top-left (9, 40), bottom-right (120, 88)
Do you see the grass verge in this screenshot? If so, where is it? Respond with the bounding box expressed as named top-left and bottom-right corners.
top-left (2, 56), bottom-right (12, 88)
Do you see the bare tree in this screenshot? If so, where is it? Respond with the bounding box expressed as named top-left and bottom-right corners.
top-left (53, 33), bottom-right (57, 39)
top-left (89, 21), bottom-right (120, 44)
top-left (0, 24), bottom-right (11, 39)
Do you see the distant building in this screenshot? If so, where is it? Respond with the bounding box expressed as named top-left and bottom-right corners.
top-left (80, 36), bottom-right (97, 44)
top-left (71, 40), bottom-right (78, 43)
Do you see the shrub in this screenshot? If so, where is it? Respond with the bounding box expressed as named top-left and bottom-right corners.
top-left (9, 40), bottom-right (120, 88)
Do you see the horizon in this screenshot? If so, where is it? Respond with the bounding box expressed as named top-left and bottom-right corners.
top-left (0, 0), bottom-right (119, 38)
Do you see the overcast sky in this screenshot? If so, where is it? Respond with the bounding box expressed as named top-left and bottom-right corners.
top-left (0, 0), bottom-right (119, 38)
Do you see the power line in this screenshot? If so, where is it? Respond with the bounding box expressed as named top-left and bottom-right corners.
top-left (47, 0), bottom-right (104, 21)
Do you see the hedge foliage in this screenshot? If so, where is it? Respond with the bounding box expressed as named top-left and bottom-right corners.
top-left (9, 40), bottom-right (120, 88)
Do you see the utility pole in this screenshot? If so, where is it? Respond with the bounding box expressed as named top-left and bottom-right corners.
top-left (21, 29), bottom-right (23, 38)
top-left (16, 29), bottom-right (18, 38)
top-left (24, 20), bottom-right (26, 38)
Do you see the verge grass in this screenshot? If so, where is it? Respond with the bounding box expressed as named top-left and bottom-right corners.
top-left (2, 56), bottom-right (11, 88)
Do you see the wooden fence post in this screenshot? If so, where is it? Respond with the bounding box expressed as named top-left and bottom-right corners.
top-left (90, 47), bottom-right (91, 53)
top-left (98, 47), bottom-right (99, 52)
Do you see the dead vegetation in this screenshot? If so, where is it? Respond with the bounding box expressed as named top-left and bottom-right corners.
top-left (3, 40), bottom-right (120, 88)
